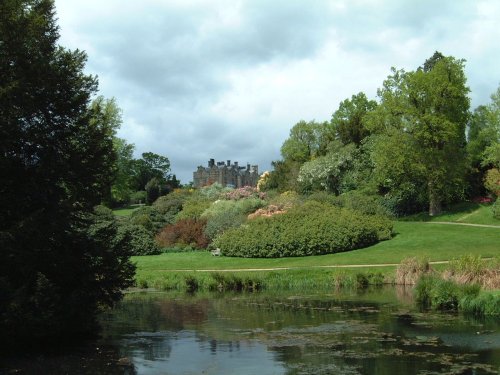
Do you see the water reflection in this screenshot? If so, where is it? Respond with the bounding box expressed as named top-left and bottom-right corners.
top-left (98, 287), bottom-right (499, 375)
top-left (2, 287), bottom-right (498, 375)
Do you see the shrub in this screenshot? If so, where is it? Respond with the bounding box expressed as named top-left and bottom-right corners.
top-left (201, 198), bottom-right (265, 240)
top-left (214, 201), bottom-right (393, 258)
top-left (492, 199), bottom-right (500, 220)
top-left (156, 218), bottom-right (209, 249)
top-left (118, 224), bottom-right (161, 255)
top-left (484, 168), bottom-right (500, 197)
top-left (204, 211), bottom-right (246, 240)
top-left (222, 186), bottom-right (266, 200)
top-left (268, 190), bottom-right (301, 210)
top-left (198, 183), bottom-right (233, 200)
top-left (328, 191), bottom-right (391, 217)
top-left (175, 197), bottom-right (211, 221)
top-left (152, 195), bottom-right (184, 215)
top-left (129, 206), bottom-right (172, 233)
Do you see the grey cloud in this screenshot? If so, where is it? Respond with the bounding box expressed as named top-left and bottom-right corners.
top-left (80, 1), bottom-right (334, 106)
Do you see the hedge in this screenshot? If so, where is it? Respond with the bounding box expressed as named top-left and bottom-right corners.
top-left (214, 201), bottom-right (392, 258)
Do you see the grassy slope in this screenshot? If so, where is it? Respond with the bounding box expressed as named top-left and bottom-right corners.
top-left (134, 221), bottom-right (500, 273)
top-left (402, 202), bottom-right (499, 225)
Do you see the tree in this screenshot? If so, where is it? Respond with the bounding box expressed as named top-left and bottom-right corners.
top-left (280, 120), bottom-right (330, 163)
top-left (130, 152), bottom-right (171, 191)
top-left (111, 137), bottom-right (135, 205)
top-left (298, 142), bottom-right (359, 194)
top-left (480, 85), bottom-right (500, 168)
top-left (367, 54), bottom-right (470, 215)
top-left (0, 0), bottom-right (135, 344)
top-left (331, 92), bottom-right (377, 146)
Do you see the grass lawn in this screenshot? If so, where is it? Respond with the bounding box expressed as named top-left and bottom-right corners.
top-left (402, 202), bottom-right (499, 225)
top-left (133, 221), bottom-right (500, 273)
top-left (112, 205), bottom-right (143, 217)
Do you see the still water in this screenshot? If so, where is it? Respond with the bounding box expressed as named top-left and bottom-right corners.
top-left (3, 287), bottom-right (499, 374)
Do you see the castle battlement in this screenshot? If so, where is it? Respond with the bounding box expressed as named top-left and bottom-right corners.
top-left (193, 158), bottom-right (259, 188)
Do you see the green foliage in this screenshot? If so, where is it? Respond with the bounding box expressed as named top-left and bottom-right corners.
top-left (460, 291), bottom-right (500, 316)
top-left (130, 152), bottom-right (171, 191)
top-left (492, 199), bottom-right (500, 220)
top-left (214, 201), bottom-right (392, 258)
top-left (280, 120), bottom-right (330, 163)
top-left (145, 177), bottom-right (163, 204)
top-left (152, 193), bottom-right (185, 216)
top-left (331, 92), bottom-right (377, 146)
top-left (367, 54), bottom-right (470, 216)
top-left (415, 276), bottom-right (481, 311)
top-left (110, 137), bottom-right (135, 205)
top-left (198, 183), bottom-right (232, 200)
top-left (484, 168), bottom-right (500, 197)
top-left (118, 224), bottom-right (161, 256)
top-left (209, 273), bottom-right (262, 292)
top-left (130, 190), bottom-right (147, 204)
top-left (0, 0), bottom-right (135, 343)
top-left (200, 198), bottom-right (264, 240)
top-left (448, 254), bottom-right (485, 278)
top-left (329, 190), bottom-right (391, 217)
top-left (265, 160), bottom-right (302, 192)
top-left (298, 142), bottom-right (359, 194)
top-left (175, 196), bottom-right (212, 221)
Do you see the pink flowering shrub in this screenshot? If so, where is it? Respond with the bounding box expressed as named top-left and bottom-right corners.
top-left (222, 186), bottom-right (266, 200)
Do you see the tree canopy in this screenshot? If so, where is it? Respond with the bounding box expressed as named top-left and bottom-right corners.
top-left (0, 0), bottom-right (135, 344)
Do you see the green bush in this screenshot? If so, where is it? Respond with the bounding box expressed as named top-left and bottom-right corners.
top-left (492, 199), bottom-right (500, 220)
top-left (200, 198), bottom-right (265, 240)
top-left (175, 197), bottom-right (211, 221)
top-left (204, 210), bottom-right (246, 240)
top-left (329, 191), bottom-right (391, 217)
top-left (118, 224), bottom-right (161, 255)
top-left (415, 276), bottom-right (481, 311)
top-left (214, 201), bottom-right (393, 258)
top-left (152, 194), bottom-right (184, 216)
top-left (129, 206), bottom-right (171, 233)
top-left (198, 183), bottom-right (233, 200)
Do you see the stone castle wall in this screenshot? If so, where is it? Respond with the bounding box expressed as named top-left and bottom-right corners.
top-left (193, 159), bottom-right (259, 188)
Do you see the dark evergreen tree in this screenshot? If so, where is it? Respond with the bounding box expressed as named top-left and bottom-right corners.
top-left (0, 0), bottom-right (135, 344)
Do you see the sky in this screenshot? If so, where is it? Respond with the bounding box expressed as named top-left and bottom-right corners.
top-left (55, 0), bottom-right (500, 184)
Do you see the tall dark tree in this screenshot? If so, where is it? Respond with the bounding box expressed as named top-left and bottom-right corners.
top-left (0, 0), bottom-right (135, 344)
top-left (131, 152), bottom-right (171, 191)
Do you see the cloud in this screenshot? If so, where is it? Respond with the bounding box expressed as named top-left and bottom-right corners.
top-left (55, 0), bottom-right (500, 183)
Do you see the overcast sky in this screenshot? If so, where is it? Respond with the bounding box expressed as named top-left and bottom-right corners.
top-left (55, 0), bottom-right (500, 183)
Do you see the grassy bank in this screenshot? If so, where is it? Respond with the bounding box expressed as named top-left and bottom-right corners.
top-left (132, 204), bottom-right (499, 306)
top-left (133, 221), bottom-right (499, 274)
top-left (135, 267), bottom-right (395, 292)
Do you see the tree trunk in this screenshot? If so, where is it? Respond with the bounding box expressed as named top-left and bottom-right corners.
top-left (428, 181), bottom-right (442, 216)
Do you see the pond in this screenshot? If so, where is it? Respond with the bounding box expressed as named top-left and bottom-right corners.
top-left (2, 286), bottom-right (499, 374)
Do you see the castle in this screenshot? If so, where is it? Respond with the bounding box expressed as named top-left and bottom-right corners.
top-left (193, 159), bottom-right (259, 188)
